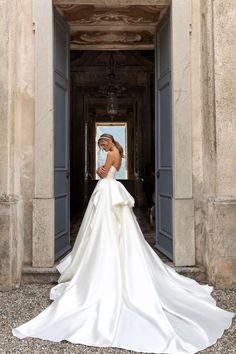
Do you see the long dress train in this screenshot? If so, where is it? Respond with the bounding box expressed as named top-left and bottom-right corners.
top-left (12, 166), bottom-right (235, 353)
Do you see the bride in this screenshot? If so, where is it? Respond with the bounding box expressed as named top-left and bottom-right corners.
top-left (13, 133), bottom-right (234, 353)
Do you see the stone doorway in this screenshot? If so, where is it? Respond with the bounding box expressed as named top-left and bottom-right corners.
top-left (32, 0), bottom-right (195, 270)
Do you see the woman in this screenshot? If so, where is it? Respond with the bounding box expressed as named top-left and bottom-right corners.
top-left (96, 132), bottom-right (123, 179)
top-left (13, 133), bottom-right (234, 353)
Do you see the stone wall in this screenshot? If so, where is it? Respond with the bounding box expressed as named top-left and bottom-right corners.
top-left (0, 0), bottom-right (35, 290)
top-left (206, 0), bottom-right (236, 287)
top-left (193, 0), bottom-right (236, 287)
top-left (15, 0), bottom-right (35, 266)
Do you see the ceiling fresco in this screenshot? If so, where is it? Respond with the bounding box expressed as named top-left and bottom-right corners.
top-left (55, 4), bottom-right (169, 49)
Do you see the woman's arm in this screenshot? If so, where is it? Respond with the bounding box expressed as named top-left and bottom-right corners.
top-left (97, 152), bottom-right (114, 178)
top-left (96, 166), bottom-right (104, 178)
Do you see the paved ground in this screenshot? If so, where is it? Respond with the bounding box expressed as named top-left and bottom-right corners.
top-left (0, 284), bottom-right (235, 354)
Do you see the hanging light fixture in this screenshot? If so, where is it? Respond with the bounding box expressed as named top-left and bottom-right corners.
top-left (107, 92), bottom-right (118, 116)
top-left (99, 53), bottom-right (126, 118)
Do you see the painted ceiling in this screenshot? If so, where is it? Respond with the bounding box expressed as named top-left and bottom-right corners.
top-left (54, 3), bottom-right (170, 50)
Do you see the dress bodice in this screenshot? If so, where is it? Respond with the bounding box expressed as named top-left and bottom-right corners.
top-left (106, 165), bottom-right (118, 179)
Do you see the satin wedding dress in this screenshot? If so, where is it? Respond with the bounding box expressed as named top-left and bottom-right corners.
top-left (13, 165), bottom-right (234, 353)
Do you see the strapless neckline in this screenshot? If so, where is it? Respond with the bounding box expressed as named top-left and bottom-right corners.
top-left (106, 165), bottom-right (118, 179)
top-left (110, 165), bottom-right (118, 172)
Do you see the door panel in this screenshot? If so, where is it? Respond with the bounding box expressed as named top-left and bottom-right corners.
top-left (54, 9), bottom-right (71, 260)
top-left (155, 15), bottom-right (173, 259)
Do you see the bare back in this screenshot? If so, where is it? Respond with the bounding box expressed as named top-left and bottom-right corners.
top-left (110, 148), bottom-right (122, 171)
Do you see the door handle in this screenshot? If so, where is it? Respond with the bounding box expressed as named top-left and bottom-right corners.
top-left (66, 171), bottom-right (70, 179)
top-left (156, 170), bottom-right (160, 178)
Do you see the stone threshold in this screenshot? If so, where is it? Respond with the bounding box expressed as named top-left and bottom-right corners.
top-left (22, 264), bottom-right (206, 284)
top-left (22, 265), bottom-right (59, 284)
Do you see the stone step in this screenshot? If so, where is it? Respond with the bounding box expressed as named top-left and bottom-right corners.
top-left (22, 264), bottom-right (206, 284)
top-left (22, 266), bottom-right (59, 284)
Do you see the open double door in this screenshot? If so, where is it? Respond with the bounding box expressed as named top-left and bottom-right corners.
top-left (53, 9), bottom-right (173, 261)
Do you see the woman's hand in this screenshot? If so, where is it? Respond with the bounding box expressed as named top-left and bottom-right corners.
top-left (96, 166), bottom-right (106, 178)
top-left (96, 152), bottom-right (114, 178)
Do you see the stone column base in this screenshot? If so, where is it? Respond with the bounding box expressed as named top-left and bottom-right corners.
top-left (173, 198), bottom-right (195, 266)
top-left (0, 195), bottom-right (22, 290)
top-left (32, 198), bottom-right (54, 267)
top-left (206, 198), bottom-right (236, 288)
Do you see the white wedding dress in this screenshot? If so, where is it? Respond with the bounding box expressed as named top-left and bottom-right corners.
top-left (13, 165), bottom-right (234, 353)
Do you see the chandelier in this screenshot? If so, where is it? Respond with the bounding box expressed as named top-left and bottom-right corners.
top-left (99, 53), bottom-right (126, 117)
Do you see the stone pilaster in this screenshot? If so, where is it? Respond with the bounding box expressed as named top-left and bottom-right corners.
top-left (200, 0), bottom-right (236, 287)
top-left (0, 195), bottom-right (21, 290)
top-left (0, 1), bottom-right (22, 290)
top-left (0, 0), bottom-right (35, 290)
top-left (32, 0), bottom-right (54, 267)
top-left (171, 0), bottom-right (195, 266)
top-left (207, 0), bottom-right (236, 287)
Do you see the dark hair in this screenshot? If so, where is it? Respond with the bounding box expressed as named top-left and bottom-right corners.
top-left (98, 133), bottom-right (124, 158)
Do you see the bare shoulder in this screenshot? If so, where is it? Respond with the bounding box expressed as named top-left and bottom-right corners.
top-left (106, 150), bottom-right (115, 161)
top-left (107, 149), bottom-right (120, 165)
top-left (107, 150), bottom-right (115, 158)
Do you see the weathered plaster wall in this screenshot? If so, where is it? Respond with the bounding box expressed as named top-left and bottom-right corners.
top-left (206, 0), bottom-right (236, 287)
top-left (207, 200), bottom-right (236, 287)
top-left (0, 2), bottom-right (10, 193)
top-left (171, 0), bottom-right (195, 266)
top-left (193, 0), bottom-right (236, 287)
top-left (32, 0), bottom-right (54, 267)
top-left (191, 0), bottom-right (205, 266)
top-left (214, 1), bottom-right (236, 197)
top-left (0, 0), bottom-right (34, 290)
top-left (15, 0), bottom-right (35, 265)
top-left (0, 0), bottom-right (22, 290)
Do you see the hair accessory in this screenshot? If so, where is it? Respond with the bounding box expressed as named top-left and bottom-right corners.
top-left (98, 135), bottom-right (112, 142)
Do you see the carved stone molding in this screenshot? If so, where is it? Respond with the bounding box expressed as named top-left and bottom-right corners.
top-left (57, 5), bottom-right (165, 26)
top-left (0, 194), bottom-right (19, 203)
top-left (54, 0), bottom-right (170, 5)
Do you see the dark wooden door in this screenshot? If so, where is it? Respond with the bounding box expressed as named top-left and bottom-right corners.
top-left (155, 15), bottom-right (173, 259)
top-left (54, 9), bottom-right (71, 259)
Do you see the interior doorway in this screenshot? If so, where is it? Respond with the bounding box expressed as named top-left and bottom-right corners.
top-left (69, 49), bottom-right (156, 249)
top-left (53, 5), bottom-right (174, 261)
